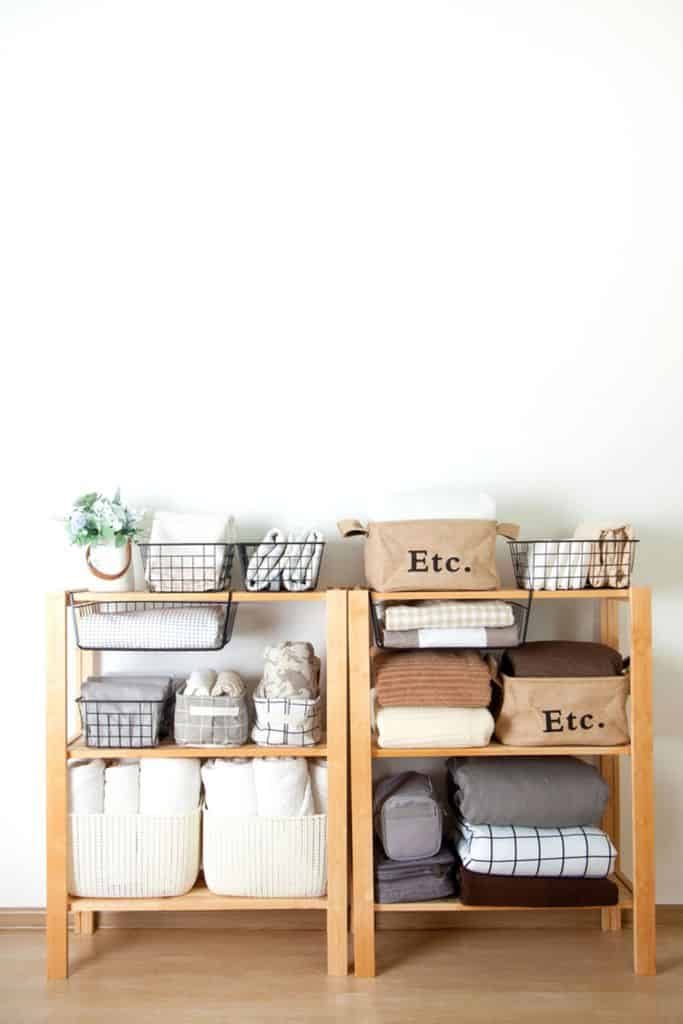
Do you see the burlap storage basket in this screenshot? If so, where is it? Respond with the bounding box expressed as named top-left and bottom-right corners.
top-left (495, 674), bottom-right (630, 746)
top-left (338, 519), bottom-right (519, 592)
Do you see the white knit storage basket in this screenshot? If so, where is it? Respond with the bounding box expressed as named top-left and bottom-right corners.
top-left (202, 812), bottom-right (327, 897)
top-left (68, 809), bottom-right (201, 898)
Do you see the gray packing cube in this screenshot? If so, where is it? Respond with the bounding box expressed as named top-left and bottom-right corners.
top-left (373, 772), bottom-right (443, 861)
top-left (447, 755), bottom-right (609, 827)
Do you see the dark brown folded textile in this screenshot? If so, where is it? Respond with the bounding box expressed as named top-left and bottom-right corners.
top-left (501, 641), bottom-right (623, 678)
top-left (459, 866), bottom-right (619, 907)
top-left (372, 648), bottom-right (492, 707)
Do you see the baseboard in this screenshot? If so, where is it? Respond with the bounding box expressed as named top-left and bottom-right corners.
top-left (2, 906), bottom-right (682, 931)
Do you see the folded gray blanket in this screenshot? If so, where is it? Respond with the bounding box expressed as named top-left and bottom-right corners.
top-left (447, 756), bottom-right (609, 827)
top-left (375, 846), bottom-right (457, 903)
top-left (382, 624), bottom-right (519, 650)
top-left (81, 675), bottom-right (172, 702)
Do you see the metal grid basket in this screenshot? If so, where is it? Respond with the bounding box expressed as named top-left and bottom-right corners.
top-left (370, 598), bottom-right (530, 650)
top-left (76, 696), bottom-right (166, 748)
top-left (237, 540), bottom-right (325, 593)
top-left (138, 542), bottom-right (235, 593)
top-left (508, 539), bottom-right (639, 591)
top-left (70, 597), bottom-right (237, 651)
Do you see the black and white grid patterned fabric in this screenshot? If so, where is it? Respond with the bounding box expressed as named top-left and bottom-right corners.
top-left (251, 696), bottom-right (323, 747)
top-left (77, 604), bottom-right (225, 650)
top-left (174, 693), bottom-right (249, 747)
top-left (456, 819), bottom-right (616, 878)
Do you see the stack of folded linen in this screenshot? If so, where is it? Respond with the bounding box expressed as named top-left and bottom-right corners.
top-left (372, 649), bottom-right (495, 748)
top-left (380, 600), bottom-right (519, 649)
top-left (448, 756), bottom-right (619, 906)
top-left (373, 773), bottom-right (457, 903)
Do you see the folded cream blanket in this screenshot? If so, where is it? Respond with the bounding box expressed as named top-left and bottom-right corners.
top-left (68, 760), bottom-right (105, 814)
top-left (202, 759), bottom-right (258, 816)
top-left (372, 694), bottom-right (494, 748)
top-left (385, 601), bottom-right (514, 631)
top-left (139, 758), bottom-right (200, 815)
top-left (281, 530), bottom-right (324, 592)
top-left (246, 528), bottom-right (287, 591)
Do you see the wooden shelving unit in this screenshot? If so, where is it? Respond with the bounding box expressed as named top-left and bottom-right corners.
top-left (349, 587), bottom-right (655, 977)
top-left (46, 588), bottom-right (348, 980)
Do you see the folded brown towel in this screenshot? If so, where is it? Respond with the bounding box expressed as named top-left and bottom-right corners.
top-left (501, 641), bottom-right (623, 678)
top-left (459, 866), bottom-right (619, 907)
top-left (372, 648), bottom-right (492, 707)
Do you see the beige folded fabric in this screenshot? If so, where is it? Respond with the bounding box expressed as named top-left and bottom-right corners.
top-left (372, 648), bottom-right (492, 707)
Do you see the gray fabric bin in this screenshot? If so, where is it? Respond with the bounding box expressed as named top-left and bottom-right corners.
top-left (373, 772), bottom-right (443, 862)
top-left (174, 691), bottom-right (249, 747)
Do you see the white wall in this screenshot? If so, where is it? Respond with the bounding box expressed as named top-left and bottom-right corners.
top-left (0, 0), bottom-right (682, 906)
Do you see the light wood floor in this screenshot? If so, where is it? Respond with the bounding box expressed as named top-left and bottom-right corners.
top-left (2, 925), bottom-right (682, 1024)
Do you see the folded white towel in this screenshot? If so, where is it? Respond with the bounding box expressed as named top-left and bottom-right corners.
top-left (202, 759), bottom-right (258, 816)
top-left (282, 529), bottom-right (324, 592)
top-left (253, 758), bottom-right (314, 817)
top-left (415, 627), bottom-right (488, 648)
top-left (104, 761), bottom-right (140, 814)
top-left (310, 759), bottom-right (328, 815)
top-left (246, 528), bottom-right (287, 591)
top-left (68, 760), bottom-right (105, 814)
top-left (139, 758), bottom-right (200, 815)
top-left (374, 701), bottom-right (494, 749)
top-left (185, 669), bottom-right (217, 696)
top-left (148, 512), bottom-right (235, 592)
top-left (211, 670), bottom-right (245, 698)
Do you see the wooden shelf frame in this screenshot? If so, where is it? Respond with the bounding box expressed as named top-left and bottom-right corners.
top-left (349, 587), bottom-right (655, 978)
top-left (47, 588), bottom-right (349, 980)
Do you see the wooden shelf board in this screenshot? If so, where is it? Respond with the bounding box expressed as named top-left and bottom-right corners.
top-left (68, 737), bottom-right (328, 759)
top-left (372, 741), bottom-right (631, 758)
top-left (68, 880), bottom-right (328, 913)
top-left (371, 589), bottom-right (630, 602)
top-left (68, 590), bottom-right (329, 604)
top-left (375, 877), bottom-right (632, 913)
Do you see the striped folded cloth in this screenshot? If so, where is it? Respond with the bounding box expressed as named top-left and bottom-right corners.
top-left (384, 601), bottom-right (514, 631)
top-left (372, 649), bottom-right (492, 707)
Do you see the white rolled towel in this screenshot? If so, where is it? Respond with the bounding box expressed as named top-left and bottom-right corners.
top-left (282, 529), bottom-right (324, 592)
top-left (253, 757), bottom-right (314, 817)
top-left (104, 761), bottom-right (140, 814)
top-left (310, 759), bottom-right (328, 814)
top-left (211, 670), bottom-right (245, 698)
top-left (185, 669), bottom-right (217, 696)
top-left (246, 528), bottom-right (287, 591)
top-left (68, 760), bottom-right (105, 814)
top-left (201, 759), bottom-right (258, 816)
top-left (139, 758), bottom-right (200, 815)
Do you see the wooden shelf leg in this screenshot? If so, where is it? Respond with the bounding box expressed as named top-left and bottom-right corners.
top-left (349, 590), bottom-right (375, 978)
top-left (46, 592), bottom-right (69, 980)
top-left (325, 590), bottom-right (349, 976)
top-left (599, 598), bottom-right (622, 932)
top-left (630, 587), bottom-right (656, 975)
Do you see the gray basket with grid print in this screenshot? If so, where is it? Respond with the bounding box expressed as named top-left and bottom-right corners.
top-left (174, 691), bottom-right (249, 747)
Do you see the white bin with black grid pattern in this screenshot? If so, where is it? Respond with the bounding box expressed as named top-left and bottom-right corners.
top-left (251, 695), bottom-right (323, 747)
top-left (455, 819), bottom-right (617, 878)
top-left (202, 810), bottom-right (327, 897)
top-left (173, 691), bottom-right (249, 747)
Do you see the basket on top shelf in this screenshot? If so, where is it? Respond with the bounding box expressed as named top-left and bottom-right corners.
top-left (70, 597), bottom-right (237, 651)
top-left (238, 534), bottom-right (325, 593)
top-left (137, 542), bottom-right (235, 593)
top-left (370, 597), bottom-right (530, 650)
top-left (508, 538), bottom-right (639, 591)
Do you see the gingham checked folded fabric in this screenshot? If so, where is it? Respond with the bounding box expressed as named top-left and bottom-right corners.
top-left (251, 695), bottom-right (323, 747)
top-left (77, 604), bottom-right (226, 650)
top-left (384, 601), bottom-right (514, 631)
top-left (456, 820), bottom-right (616, 878)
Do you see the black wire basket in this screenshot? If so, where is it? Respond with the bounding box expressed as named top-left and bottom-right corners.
top-left (370, 598), bottom-right (530, 650)
top-left (76, 696), bottom-right (166, 748)
top-left (508, 539), bottom-right (639, 591)
top-left (237, 540), bottom-right (325, 592)
top-left (70, 597), bottom-right (237, 652)
top-left (137, 542), bottom-right (235, 593)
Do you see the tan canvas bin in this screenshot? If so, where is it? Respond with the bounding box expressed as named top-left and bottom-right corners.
top-left (338, 519), bottom-right (519, 592)
top-left (495, 674), bottom-right (630, 747)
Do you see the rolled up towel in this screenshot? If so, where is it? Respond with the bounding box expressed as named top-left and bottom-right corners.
top-left (253, 757), bottom-right (314, 817)
top-left (310, 759), bottom-right (328, 814)
top-left (104, 761), bottom-right (140, 814)
top-left (211, 670), bottom-right (245, 698)
top-left (68, 760), bottom-right (105, 814)
top-left (185, 669), bottom-right (217, 696)
top-left (139, 758), bottom-right (200, 815)
top-left (256, 641), bottom-right (320, 699)
top-left (373, 699), bottom-right (495, 749)
top-left (201, 759), bottom-right (258, 816)
top-left (246, 528), bottom-right (287, 591)
top-left (282, 529), bottom-right (324, 592)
